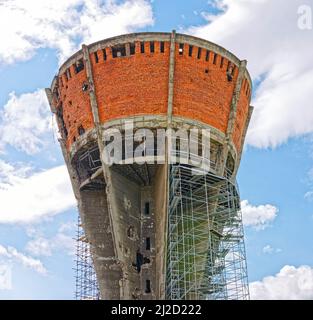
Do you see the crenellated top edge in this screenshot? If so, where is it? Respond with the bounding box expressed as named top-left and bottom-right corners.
top-left (51, 31), bottom-right (252, 90)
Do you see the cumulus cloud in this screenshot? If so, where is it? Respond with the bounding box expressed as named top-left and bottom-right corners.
top-left (0, 245), bottom-right (46, 275)
top-left (241, 200), bottom-right (278, 230)
top-left (262, 245), bottom-right (282, 254)
top-left (0, 90), bottom-right (52, 155)
top-left (26, 224), bottom-right (76, 257)
top-left (0, 161), bottom-right (75, 224)
top-left (188, 0), bottom-right (313, 148)
top-left (0, 0), bottom-right (154, 65)
top-left (250, 265), bottom-right (313, 300)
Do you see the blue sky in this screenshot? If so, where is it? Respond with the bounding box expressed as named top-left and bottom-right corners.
top-left (0, 0), bottom-right (313, 299)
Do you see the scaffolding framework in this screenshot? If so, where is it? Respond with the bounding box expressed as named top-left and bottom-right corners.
top-left (75, 217), bottom-right (100, 300)
top-left (166, 164), bottom-right (249, 300)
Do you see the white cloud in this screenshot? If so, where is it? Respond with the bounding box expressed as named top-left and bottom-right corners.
top-left (0, 161), bottom-right (75, 224)
top-left (0, 90), bottom-right (52, 155)
top-left (0, 265), bottom-right (12, 290)
top-left (26, 232), bottom-right (75, 257)
top-left (250, 265), bottom-right (313, 300)
top-left (262, 245), bottom-right (282, 254)
top-left (0, 0), bottom-right (154, 65)
top-left (188, 0), bottom-right (313, 148)
top-left (0, 245), bottom-right (46, 275)
top-left (241, 200), bottom-right (278, 230)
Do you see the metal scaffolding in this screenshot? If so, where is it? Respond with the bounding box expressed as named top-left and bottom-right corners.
top-left (166, 164), bottom-right (249, 300)
top-left (74, 217), bottom-right (100, 300)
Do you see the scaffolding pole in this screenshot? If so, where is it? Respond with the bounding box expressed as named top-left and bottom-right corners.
top-left (166, 164), bottom-right (249, 300)
top-left (74, 216), bottom-right (100, 300)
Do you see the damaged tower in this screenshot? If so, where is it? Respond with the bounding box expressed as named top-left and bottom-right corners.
top-left (46, 31), bottom-right (253, 300)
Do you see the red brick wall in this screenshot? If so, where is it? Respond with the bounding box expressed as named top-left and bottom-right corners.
top-left (173, 43), bottom-right (238, 134)
top-left (58, 64), bottom-right (94, 149)
top-left (56, 39), bottom-right (251, 153)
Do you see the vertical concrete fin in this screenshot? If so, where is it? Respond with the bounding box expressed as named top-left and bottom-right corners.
top-left (167, 30), bottom-right (176, 126)
top-left (233, 105), bottom-right (254, 176)
top-left (226, 60), bottom-right (247, 142)
top-left (82, 44), bottom-right (100, 126)
top-left (45, 88), bottom-right (56, 113)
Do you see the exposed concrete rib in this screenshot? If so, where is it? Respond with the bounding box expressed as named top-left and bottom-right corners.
top-left (226, 60), bottom-right (247, 142)
top-left (167, 30), bottom-right (176, 126)
top-left (217, 60), bottom-right (247, 176)
top-left (233, 105), bottom-right (254, 177)
top-left (82, 44), bottom-right (124, 299)
top-left (45, 88), bottom-right (56, 113)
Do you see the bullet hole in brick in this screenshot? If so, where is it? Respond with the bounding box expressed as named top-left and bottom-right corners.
top-left (130, 43), bottom-right (135, 55)
top-left (69, 100), bottom-right (72, 106)
top-left (82, 83), bottom-right (89, 92)
top-left (144, 202), bottom-right (150, 215)
top-left (140, 42), bottom-right (145, 53)
top-left (179, 43), bottom-right (184, 55)
top-left (205, 69), bottom-right (209, 74)
top-left (189, 45), bottom-right (193, 57)
top-left (206, 50), bottom-right (210, 62)
top-left (78, 125), bottom-right (85, 136)
top-left (145, 280), bottom-right (151, 294)
top-left (197, 48), bottom-right (202, 59)
top-left (102, 49), bottom-right (107, 61)
top-left (150, 41), bottom-right (155, 53)
top-left (112, 45), bottom-right (126, 58)
top-left (94, 52), bottom-right (99, 63)
top-left (213, 53), bottom-right (218, 65)
top-left (75, 59), bottom-right (84, 73)
top-left (146, 237), bottom-right (151, 251)
top-left (160, 41), bottom-right (165, 53)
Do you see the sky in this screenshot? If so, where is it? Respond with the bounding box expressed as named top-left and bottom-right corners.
top-left (0, 0), bottom-right (313, 300)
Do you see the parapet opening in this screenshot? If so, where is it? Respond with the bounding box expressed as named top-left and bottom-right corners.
top-left (197, 47), bottom-right (202, 59)
top-left (75, 59), bottom-right (84, 73)
top-left (102, 49), bottom-right (107, 61)
top-left (112, 44), bottom-right (126, 58)
top-left (179, 43), bottom-right (184, 55)
top-left (130, 43), bottom-right (136, 55)
top-left (213, 53), bottom-right (218, 65)
top-left (220, 57), bottom-right (224, 68)
top-left (227, 62), bottom-right (234, 82)
top-left (189, 45), bottom-right (193, 57)
top-left (140, 42), bottom-right (145, 53)
top-left (150, 41), bottom-right (155, 53)
top-left (205, 50), bottom-right (210, 62)
top-left (94, 52), bottom-right (99, 63)
top-left (160, 41), bottom-right (165, 53)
